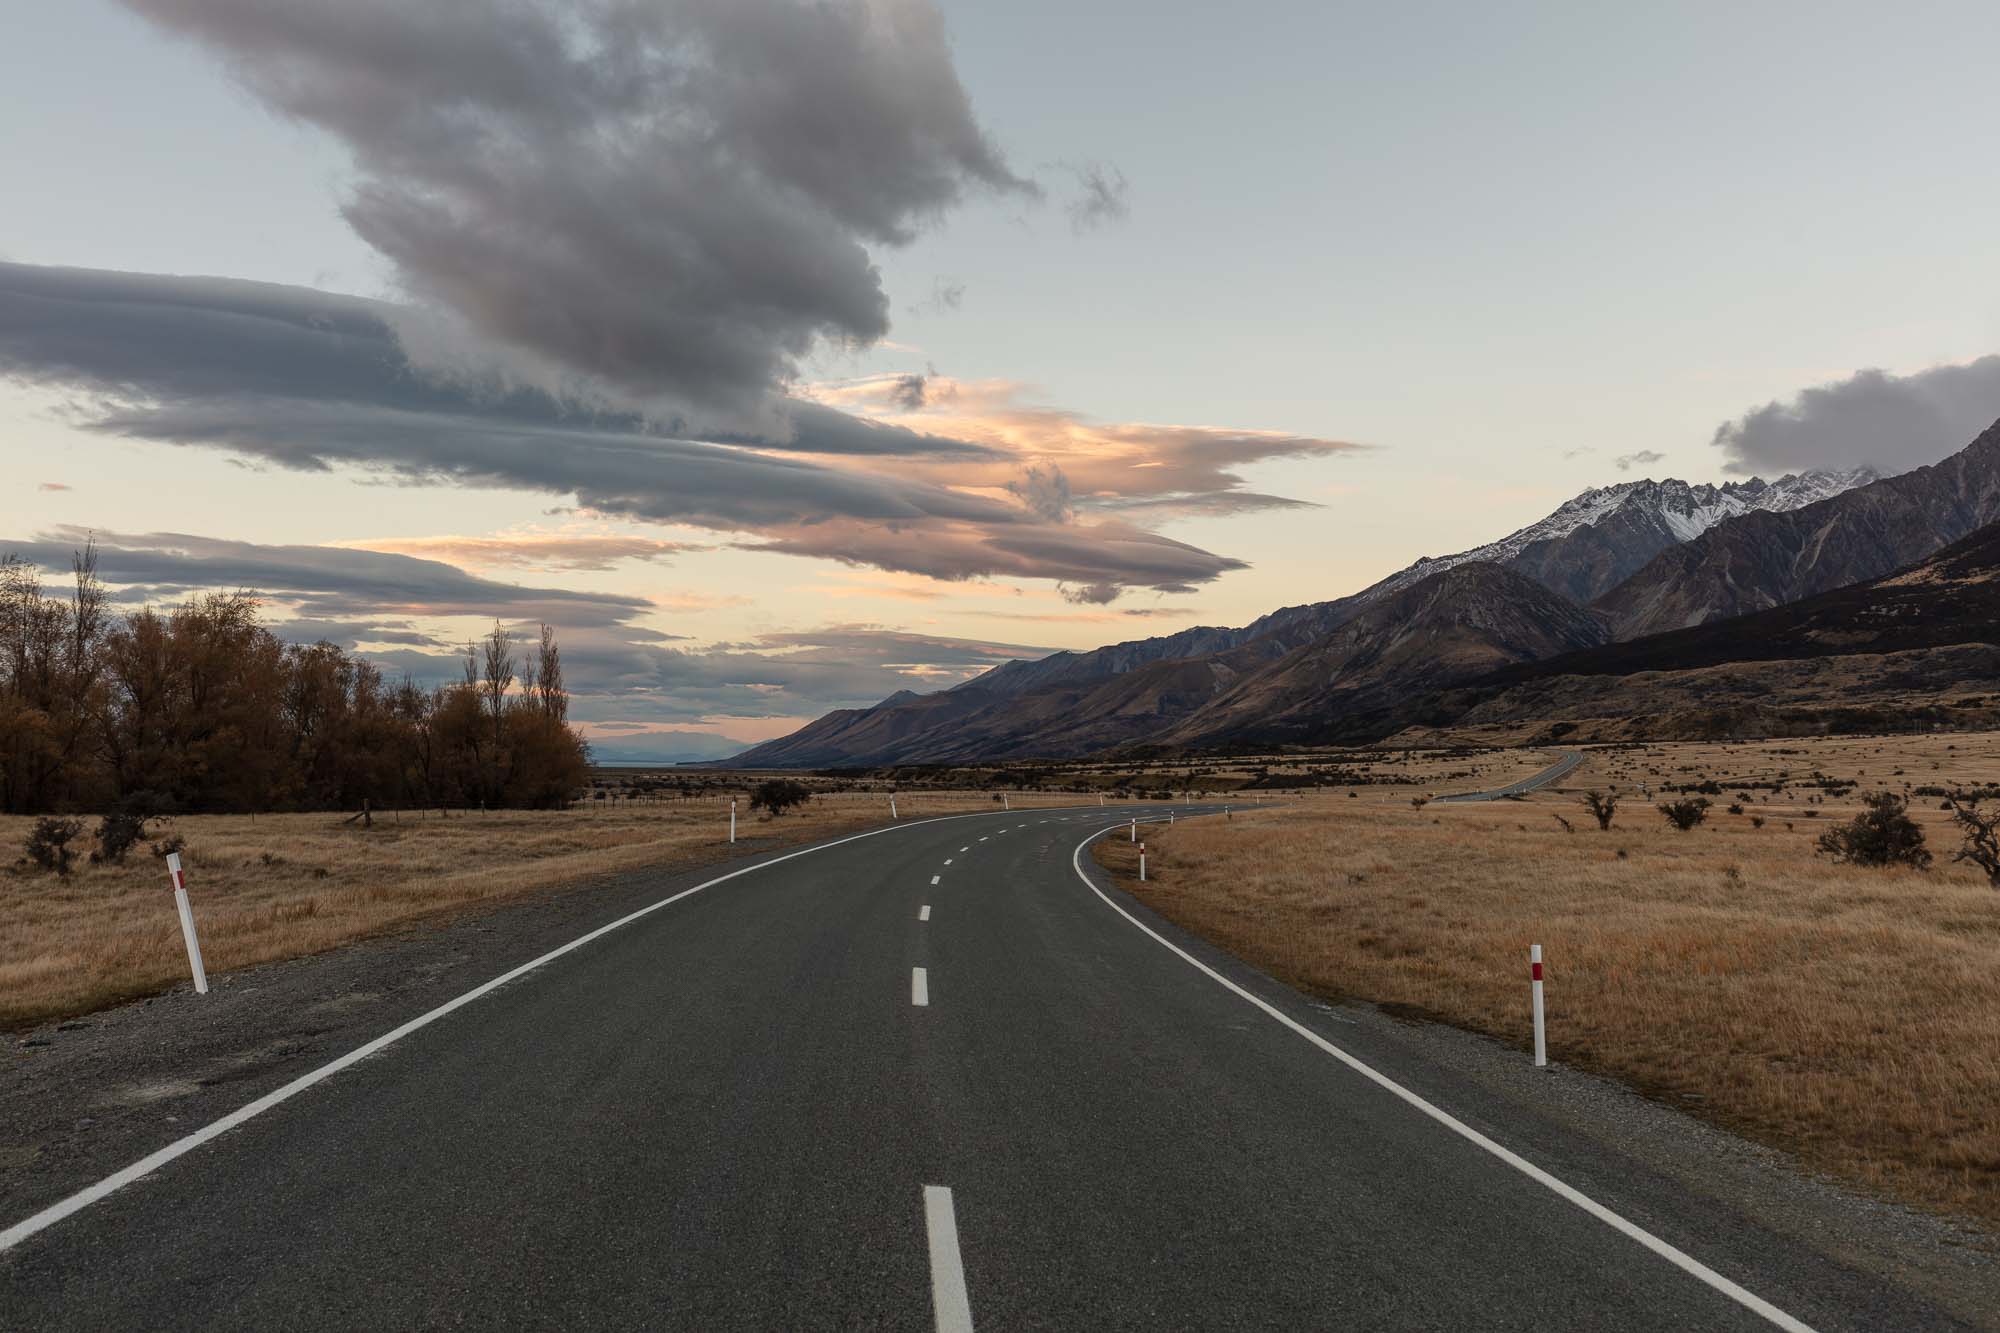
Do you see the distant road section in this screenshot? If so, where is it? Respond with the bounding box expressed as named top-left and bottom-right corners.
top-left (1434, 749), bottom-right (1584, 803)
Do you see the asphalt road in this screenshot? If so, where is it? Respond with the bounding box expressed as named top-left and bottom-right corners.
top-left (1434, 749), bottom-right (1586, 803)
top-left (0, 802), bottom-right (1976, 1330)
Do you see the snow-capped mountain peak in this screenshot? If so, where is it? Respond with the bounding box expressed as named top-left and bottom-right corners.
top-left (1371, 467), bottom-right (1878, 601)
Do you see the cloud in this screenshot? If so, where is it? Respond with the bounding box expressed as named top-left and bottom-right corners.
top-left (344, 533), bottom-right (707, 573)
top-left (1, 527), bottom-right (1058, 735)
top-left (120, 0), bottom-right (1037, 412)
top-left (1613, 449), bottom-right (1664, 472)
top-left (0, 262), bottom-right (1253, 597)
top-left (806, 372), bottom-right (1364, 518)
top-left (1712, 355), bottom-right (2000, 475)
top-left (1006, 463), bottom-right (1074, 522)
top-left (1058, 161), bottom-right (1131, 232)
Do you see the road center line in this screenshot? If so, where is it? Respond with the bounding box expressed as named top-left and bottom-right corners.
top-left (930, 874), bottom-right (941, 885)
top-left (912, 967), bottom-right (930, 1007)
top-left (0, 804), bottom-right (1043, 1257)
top-left (919, 905), bottom-right (931, 922)
top-left (1068, 824), bottom-right (1814, 1333)
top-left (923, 1184), bottom-right (974, 1333)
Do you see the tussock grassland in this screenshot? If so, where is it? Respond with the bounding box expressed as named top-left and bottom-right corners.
top-left (1, 789), bottom-right (1103, 1030)
top-left (1097, 733), bottom-right (2000, 1225)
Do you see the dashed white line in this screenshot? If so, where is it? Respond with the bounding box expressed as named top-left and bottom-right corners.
top-left (923, 1185), bottom-right (974, 1333)
top-left (912, 967), bottom-right (929, 1006)
top-left (1067, 828), bottom-right (1813, 1333)
top-left (931, 874), bottom-right (941, 885)
top-left (0, 805), bottom-right (1018, 1257)
top-left (919, 905), bottom-right (931, 922)
top-left (959, 846), bottom-right (969, 852)
top-left (943, 859), bottom-right (953, 865)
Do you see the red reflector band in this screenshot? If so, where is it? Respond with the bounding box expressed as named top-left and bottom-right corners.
top-left (1531, 962), bottom-right (1543, 981)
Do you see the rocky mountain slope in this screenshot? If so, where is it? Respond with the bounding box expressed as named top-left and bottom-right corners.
top-left (1156, 563), bottom-right (1609, 749)
top-left (1592, 420), bottom-right (2000, 638)
top-left (1393, 517), bottom-right (2000, 744)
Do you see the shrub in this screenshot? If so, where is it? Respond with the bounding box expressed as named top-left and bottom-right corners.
top-left (1815, 793), bottom-right (1932, 870)
top-left (151, 833), bottom-right (186, 859)
top-left (1580, 790), bottom-right (1618, 830)
top-left (1657, 797), bottom-right (1711, 832)
top-left (24, 817), bottom-right (85, 876)
top-left (1726, 803), bottom-right (1745, 816)
top-left (93, 811), bottom-right (151, 865)
top-left (750, 779), bottom-right (812, 817)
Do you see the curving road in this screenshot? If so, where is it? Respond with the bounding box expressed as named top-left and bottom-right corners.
top-left (1433, 749), bottom-right (1586, 803)
top-left (0, 801), bottom-right (1972, 1329)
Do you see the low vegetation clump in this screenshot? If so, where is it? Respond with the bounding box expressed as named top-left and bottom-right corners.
top-left (1815, 793), bottom-right (1931, 870)
top-left (1656, 796), bottom-right (1710, 831)
top-left (1580, 790), bottom-right (1617, 830)
top-left (750, 779), bottom-right (812, 817)
top-left (22, 816), bottom-right (83, 876)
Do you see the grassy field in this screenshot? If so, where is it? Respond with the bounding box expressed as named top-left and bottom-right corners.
top-left (1095, 732), bottom-right (2000, 1226)
top-left (0, 788), bottom-right (1106, 1030)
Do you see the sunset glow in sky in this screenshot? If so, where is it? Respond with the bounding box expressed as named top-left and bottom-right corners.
top-left (5, 1), bottom-right (1998, 758)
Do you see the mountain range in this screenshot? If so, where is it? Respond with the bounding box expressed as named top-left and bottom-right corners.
top-left (729, 419), bottom-right (2000, 766)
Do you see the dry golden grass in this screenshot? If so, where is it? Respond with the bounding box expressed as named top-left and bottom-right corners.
top-left (1098, 732), bottom-right (2000, 1225)
top-left (0, 789), bottom-right (1104, 1030)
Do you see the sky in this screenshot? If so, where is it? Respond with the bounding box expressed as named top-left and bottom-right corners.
top-left (3, 0), bottom-right (1999, 760)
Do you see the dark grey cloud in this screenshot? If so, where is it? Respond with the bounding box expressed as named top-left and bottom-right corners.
top-left (7, 527), bottom-right (654, 631)
top-left (1614, 449), bottom-right (1664, 472)
top-left (120, 0), bottom-right (1037, 410)
top-left (1006, 464), bottom-right (1074, 523)
top-left (0, 262), bottom-right (1251, 595)
top-left (1712, 356), bottom-right (2000, 475)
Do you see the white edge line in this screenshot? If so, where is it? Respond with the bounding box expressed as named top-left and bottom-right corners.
top-left (1067, 825), bottom-right (1815, 1333)
top-left (912, 967), bottom-right (930, 1007)
top-left (0, 804), bottom-right (1050, 1256)
top-left (923, 1184), bottom-right (974, 1333)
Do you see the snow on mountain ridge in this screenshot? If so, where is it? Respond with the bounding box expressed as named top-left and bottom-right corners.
top-left (1377, 467), bottom-right (1877, 596)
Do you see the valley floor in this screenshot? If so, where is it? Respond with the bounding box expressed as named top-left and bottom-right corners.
top-left (1095, 731), bottom-right (2000, 1230)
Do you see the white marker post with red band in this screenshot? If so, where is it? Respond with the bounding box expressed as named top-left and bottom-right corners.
top-left (729, 799), bottom-right (737, 844)
top-left (1530, 943), bottom-right (1546, 1067)
top-left (1139, 842), bottom-right (1147, 882)
top-left (165, 852), bottom-right (209, 996)
top-left (1129, 818), bottom-right (1136, 843)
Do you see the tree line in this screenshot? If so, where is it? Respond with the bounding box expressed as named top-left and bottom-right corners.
top-left (1, 542), bottom-right (589, 816)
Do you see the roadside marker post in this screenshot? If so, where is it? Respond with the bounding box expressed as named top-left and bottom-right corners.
top-left (164, 853), bottom-right (209, 995)
top-left (729, 800), bottom-right (736, 844)
top-left (891, 795), bottom-right (899, 820)
top-left (1003, 793), bottom-right (1010, 810)
top-left (1129, 818), bottom-right (1136, 842)
top-left (1139, 842), bottom-right (1146, 882)
top-left (1530, 944), bottom-right (1547, 1067)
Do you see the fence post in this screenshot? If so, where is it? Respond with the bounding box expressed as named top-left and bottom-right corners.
top-left (1531, 944), bottom-right (1547, 1067)
top-left (165, 852), bottom-right (209, 995)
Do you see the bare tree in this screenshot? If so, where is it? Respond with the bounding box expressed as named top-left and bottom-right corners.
top-left (480, 621), bottom-right (514, 745)
top-left (535, 623), bottom-right (567, 722)
top-left (1947, 797), bottom-right (2000, 889)
top-left (1580, 790), bottom-right (1618, 830)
